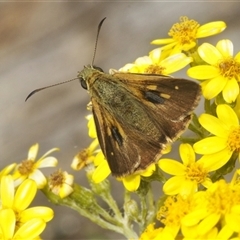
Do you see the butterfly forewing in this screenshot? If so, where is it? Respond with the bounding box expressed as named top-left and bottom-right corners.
top-left (84, 69), bottom-right (201, 177)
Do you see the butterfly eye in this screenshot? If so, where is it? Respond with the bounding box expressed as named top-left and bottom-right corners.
top-left (93, 66), bottom-right (104, 72)
top-left (80, 78), bottom-right (88, 90)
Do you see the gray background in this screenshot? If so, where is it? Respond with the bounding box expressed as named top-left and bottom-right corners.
top-left (1, 2), bottom-right (240, 239)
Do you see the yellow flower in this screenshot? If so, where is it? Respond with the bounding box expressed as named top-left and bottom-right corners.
top-left (151, 16), bottom-right (226, 53)
top-left (0, 175), bottom-right (53, 230)
top-left (13, 143), bottom-right (58, 189)
top-left (48, 169), bottom-right (74, 198)
top-left (72, 114), bottom-right (100, 171)
top-left (158, 143), bottom-right (213, 196)
top-left (194, 104), bottom-right (240, 167)
top-left (0, 208), bottom-right (46, 240)
top-left (182, 179), bottom-right (240, 238)
top-left (119, 48), bottom-right (192, 74)
top-left (157, 194), bottom-right (193, 237)
top-left (188, 39), bottom-right (240, 103)
top-left (71, 138), bottom-right (99, 171)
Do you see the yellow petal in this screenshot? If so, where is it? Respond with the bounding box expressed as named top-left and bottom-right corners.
top-left (151, 38), bottom-right (175, 45)
top-left (216, 39), bottom-right (233, 57)
top-left (217, 225), bottom-right (234, 239)
top-left (92, 160), bottom-right (111, 183)
top-left (162, 53), bottom-right (192, 74)
top-left (179, 144), bottom-right (195, 165)
top-left (119, 63), bottom-right (135, 72)
top-left (1, 175), bottom-right (14, 208)
top-left (198, 43), bottom-right (222, 65)
top-left (193, 136), bottom-right (227, 155)
top-left (187, 65), bottom-right (219, 79)
top-left (181, 225), bottom-right (198, 239)
top-left (29, 169), bottom-right (47, 189)
top-left (222, 78), bottom-right (239, 103)
top-left (198, 113), bottom-right (229, 137)
top-left (182, 42), bottom-right (197, 52)
top-left (201, 178), bottom-right (212, 188)
top-left (37, 157), bottom-right (58, 168)
top-left (179, 180), bottom-right (197, 197)
top-left (59, 183), bottom-right (74, 198)
top-left (0, 209), bottom-right (15, 239)
top-left (122, 174), bottom-right (140, 192)
top-left (149, 48), bottom-right (162, 64)
top-left (182, 209), bottom-right (208, 227)
top-left (88, 115), bottom-right (97, 138)
top-left (225, 212), bottom-right (240, 232)
top-left (197, 213), bottom-right (220, 235)
top-left (13, 218), bottom-right (46, 239)
top-left (135, 56), bottom-right (152, 65)
top-left (158, 159), bottom-right (185, 175)
top-left (163, 176), bottom-right (185, 195)
top-left (196, 21), bottom-right (226, 38)
top-left (13, 179), bottom-right (37, 212)
top-left (28, 143), bottom-right (39, 161)
top-left (94, 151), bottom-right (105, 166)
top-left (0, 163), bottom-right (17, 178)
top-left (197, 148), bottom-right (232, 171)
top-left (141, 164), bottom-right (156, 177)
top-left (217, 104), bottom-right (239, 127)
top-left (20, 207), bottom-right (54, 222)
top-left (202, 75), bottom-right (227, 99)
top-left (39, 147), bottom-right (59, 160)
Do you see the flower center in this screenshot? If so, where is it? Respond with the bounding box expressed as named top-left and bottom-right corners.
top-left (18, 160), bottom-right (34, 175)
top-left (144, 64), bottom-right (165, 74)
top-left (227, 127), bottom-right (240, 152)
top-left (168, 16), bottom-right (200, 45)
top-left (185, 163), bottom-right (208, 184)
top-left (206, 180), bottom-right (240, 215)
top-left (49, 170), bottom-right (65, 186)
top-left (218, 58), bottom-right (240, 80)
top-left (157, 195), bottom-right (192, 226)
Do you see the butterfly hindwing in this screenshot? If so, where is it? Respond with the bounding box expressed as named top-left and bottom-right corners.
top-left (92, 98), bottom-right (167, 176)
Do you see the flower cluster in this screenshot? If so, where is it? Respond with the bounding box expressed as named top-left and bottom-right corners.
top-left (0, 144), bottom-right (74, 239)
top-left (0, 175), bottom-right (53, 239)
top-left (72, 16), bottom-right (240, 239)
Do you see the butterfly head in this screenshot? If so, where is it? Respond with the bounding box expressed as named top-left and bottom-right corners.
top-left (78, 65), bottom-right (104, 90)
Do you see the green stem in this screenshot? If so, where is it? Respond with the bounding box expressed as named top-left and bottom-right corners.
top-left (146, 187), bottom-right (156, 224)
top-left (139, 193), bottom-right (148, 233)
top-left (88, 177), bottom-right (123, 219)
top-left (42, 184), bottom-right (128, 236)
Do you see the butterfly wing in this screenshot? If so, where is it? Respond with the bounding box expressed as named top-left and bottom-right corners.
top-left (90, 72), bottom-right (201, 177)
top-left (92, 98), bottom-right (166, 176)
top-left (113, 72), bottom-right (201, 140)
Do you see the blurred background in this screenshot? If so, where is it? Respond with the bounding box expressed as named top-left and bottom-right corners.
top-left (1, 2), bottom-right (240, 239)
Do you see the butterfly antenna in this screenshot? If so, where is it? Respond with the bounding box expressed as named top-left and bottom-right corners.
top-left (91, 17), bottom-right (106, 67)
top-left (26, 18), bottom-right (106, 102)
top-left (25, 77), bottom-right (78, 101)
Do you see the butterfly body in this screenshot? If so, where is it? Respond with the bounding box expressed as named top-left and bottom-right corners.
top-left (78, 66), bottom-right (201, 177)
